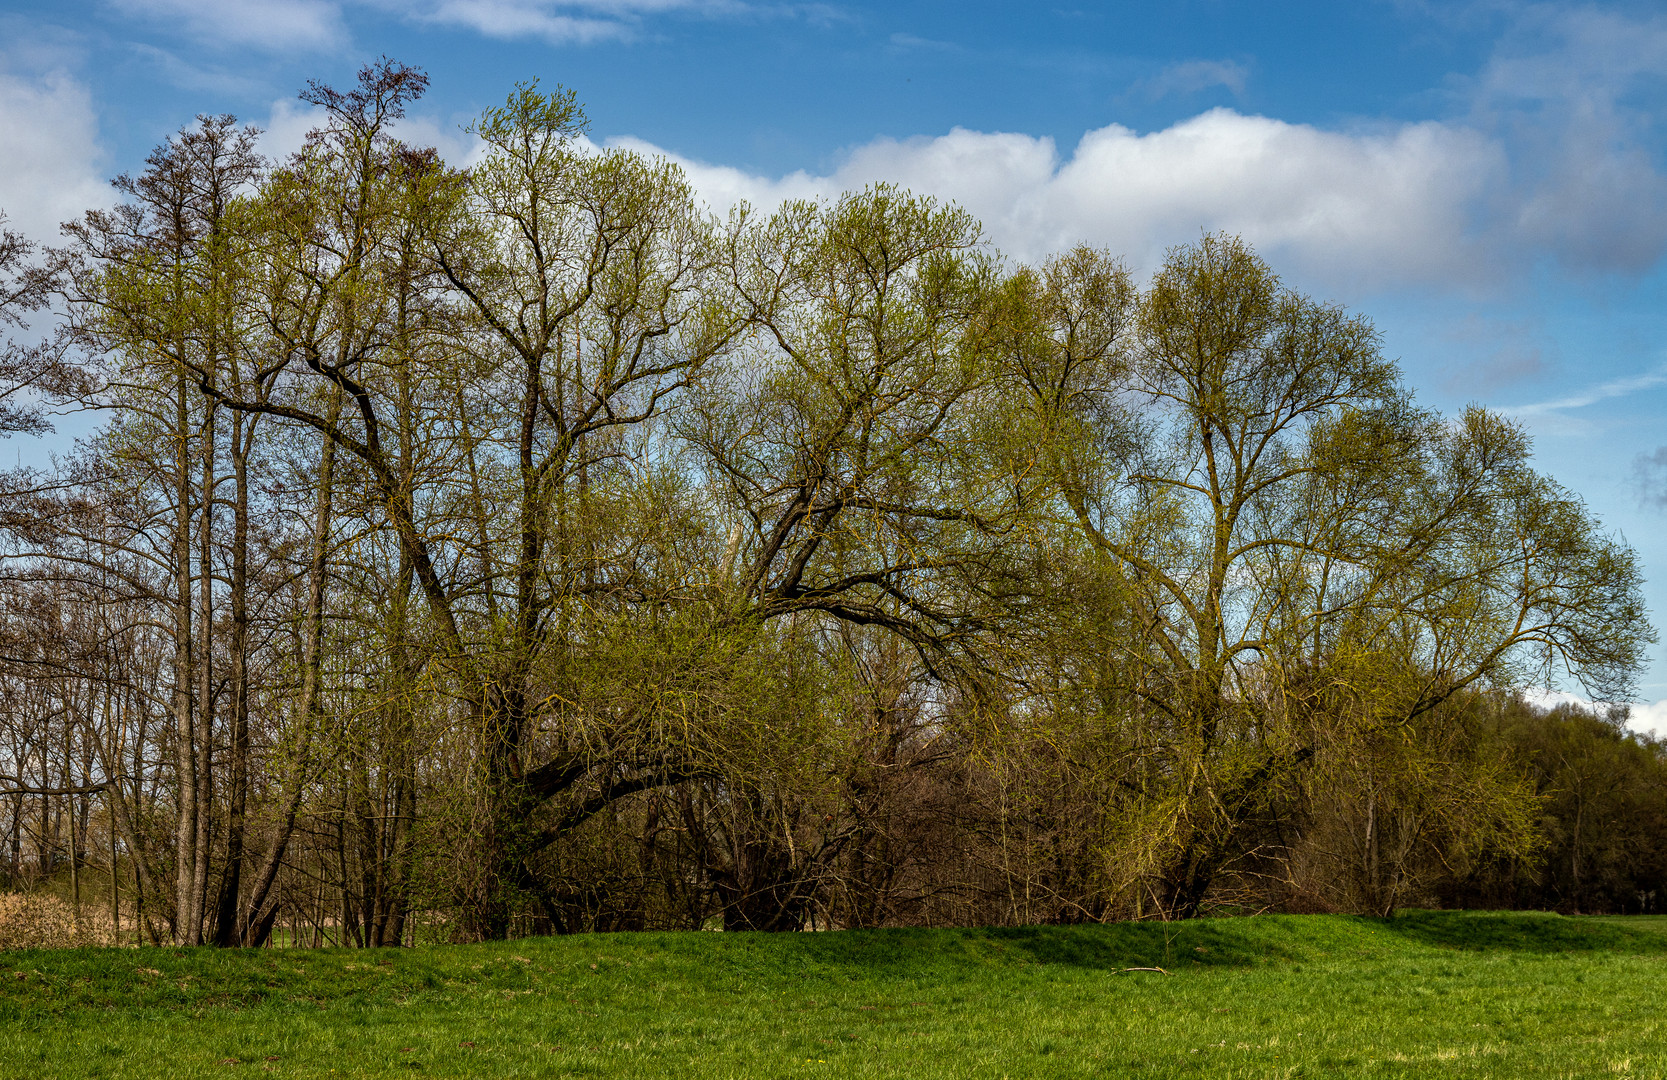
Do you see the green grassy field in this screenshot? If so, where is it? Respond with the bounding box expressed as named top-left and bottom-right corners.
top-left (1, 911), bottom-right (1663, 1079)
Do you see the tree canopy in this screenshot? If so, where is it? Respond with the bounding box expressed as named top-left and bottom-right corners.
top-left (0, 61), bottom-right (1655, 944)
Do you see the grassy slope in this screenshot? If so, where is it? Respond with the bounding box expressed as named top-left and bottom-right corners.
top-left (1, 911), bottom-right (1664, 1079)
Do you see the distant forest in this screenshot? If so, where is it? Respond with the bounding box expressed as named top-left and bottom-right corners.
top-left (0, 60), bottom-right (1661, 947)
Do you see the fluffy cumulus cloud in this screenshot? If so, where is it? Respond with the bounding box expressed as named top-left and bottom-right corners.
top-left (617, 110), bottom-right (1508, 290)
top-left (95, 3), bottom-right (1667, 287)
top-left (599, 5), bottom-right (1667, 291)
top-left (0, 63), bottom-right (107, 244)
top-left (616, 8), bottom-right (1667, 292)
top-left (109, 0), bottom-right (349, 52)
top-left (82, 1), bottom-right (1667, 294)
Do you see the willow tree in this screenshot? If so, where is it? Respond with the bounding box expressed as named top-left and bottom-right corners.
top-left (1012, 234), bottom-right (1651, 917)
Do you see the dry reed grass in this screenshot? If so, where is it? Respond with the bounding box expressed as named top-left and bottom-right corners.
top-left (0, 892), bottom-right (129, 949)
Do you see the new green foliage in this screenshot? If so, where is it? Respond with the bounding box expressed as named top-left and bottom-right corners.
top-left (0, 62), bottom-right (1656, 941)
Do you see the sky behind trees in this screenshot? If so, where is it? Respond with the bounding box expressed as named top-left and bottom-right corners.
top-left (3, 0), bottom-right (1667, 718)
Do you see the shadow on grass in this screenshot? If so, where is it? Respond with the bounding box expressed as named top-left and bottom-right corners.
top-left (7, 910), bottom-right (1667, 1010)
top-left (675, 910), bottom-right (1667, 980)
top-left (982, 920), bottom-right (1302, 970)
top-left (1375, 909), bottom-right (1667, 955)
top-left (670, 918), bottom-right (1306, 978)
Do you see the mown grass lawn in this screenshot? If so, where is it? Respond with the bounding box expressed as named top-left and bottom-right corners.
top-left (1, 911), bottom-right (1663, 1079)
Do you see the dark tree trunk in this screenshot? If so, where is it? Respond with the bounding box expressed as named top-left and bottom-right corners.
top-left (212, 411), bottom-right (252, 946)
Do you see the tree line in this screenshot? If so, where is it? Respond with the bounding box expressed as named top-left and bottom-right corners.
top-left (0, 60), bottom-right (1657, 946)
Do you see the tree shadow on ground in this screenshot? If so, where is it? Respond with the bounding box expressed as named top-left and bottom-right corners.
top-left (691, 910), bottom-right (1667, 979)
top-left (1374, 909), bottom-right (1667, 954)
top-left (695, 918), bottom-right (1306, 977)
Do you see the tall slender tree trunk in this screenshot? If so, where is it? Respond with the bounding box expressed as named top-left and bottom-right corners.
top-left (64, 718), bottom-right (80, 922)
top-left (192, 402), bottom-right (217, 940)
top-left (172, 377), bottom-right (198, 944)
top-left (213, 410), bottom-right (253, 945)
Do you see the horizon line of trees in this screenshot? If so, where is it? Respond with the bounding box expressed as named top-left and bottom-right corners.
top-left (0, 60), bottom-right (1658, 946)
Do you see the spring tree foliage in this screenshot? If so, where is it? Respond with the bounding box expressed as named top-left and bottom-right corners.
top-left (1002, 235), bottom-right (1651, 916)
top-left (0, 62), bottom-right (1652, 941)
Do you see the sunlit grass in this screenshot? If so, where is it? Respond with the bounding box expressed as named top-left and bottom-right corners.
top-left (2, 911), bottom-right (1664, 1078)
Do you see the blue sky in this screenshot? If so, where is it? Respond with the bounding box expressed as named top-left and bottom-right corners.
top-left (4, 0), bottom-right (1667, 718)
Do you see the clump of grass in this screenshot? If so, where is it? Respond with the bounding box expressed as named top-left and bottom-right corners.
top-left (2, 911), bottom-right (1665, 1078)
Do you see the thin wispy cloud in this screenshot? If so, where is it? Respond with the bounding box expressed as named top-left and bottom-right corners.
top-left (1135, 58), bottom-right (1249, 99)
top-left (371, 0), bottom-right (749, 45)
top-left (407, 1), bottom-right (638, 44)
top-left (1506, 364), bottom-right (1667, 417)
top-left (109, 0), bottom-right (349, 52)
top-left (126, 43), bottom-right (268, 96)
top-left (886, 32), bottom-right (962, 53)
top-left (111, 0), bottom-right (757, 52)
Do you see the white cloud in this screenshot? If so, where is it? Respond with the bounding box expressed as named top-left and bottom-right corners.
top-left (600, 5), bottom-right (1667, 291)
top-left (98, 3), bottom-right (1667, 290)
top-left (258, 99), bottom-right (489, 170)
top-left (1043, 113), bottom-right (1498, 285)
top-left (90, 1), bottom-right (1667, 299)
top-left (618, 109), bottom-right (1506, 290)
top-left (109, 0), bottom-right (349, 52)
top-left (1629, 699), bottom-right (1667, 740)
top-left (886, 32), bottom-right (962, 54)
top-left (390, 113), bottom-right (495, 169)
top-left (0, 64), bottom-right (107, 245)
top-left (1522, 687), bottom-right (1667, 740)
top-left (257, 99), bottom-right (325, 163)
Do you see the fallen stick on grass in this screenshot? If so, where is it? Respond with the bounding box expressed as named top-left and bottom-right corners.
top-left (1117, 966), bottom-right (1172, 975)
